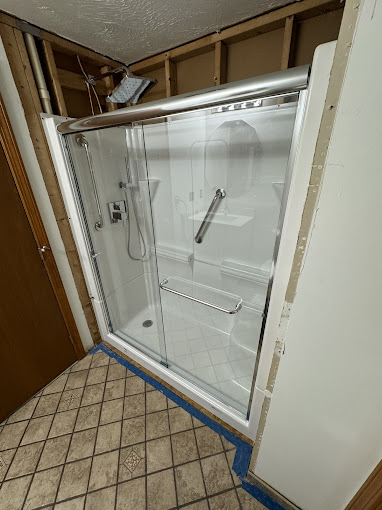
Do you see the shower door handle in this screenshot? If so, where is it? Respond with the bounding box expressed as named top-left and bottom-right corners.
top-left (159, 278), bottom-right (242, 314)
top-left (194, 188), bottom-right (226, 244)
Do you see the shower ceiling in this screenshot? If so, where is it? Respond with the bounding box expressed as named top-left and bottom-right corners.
top-left (0, 0), bottom-right (294, 64)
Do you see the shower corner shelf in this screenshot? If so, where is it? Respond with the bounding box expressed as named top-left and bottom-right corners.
top-left (159, 276), bottom-right (242, 314)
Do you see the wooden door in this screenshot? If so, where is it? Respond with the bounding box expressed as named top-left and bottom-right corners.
top-left (0, 128), bottom-right (77, 421)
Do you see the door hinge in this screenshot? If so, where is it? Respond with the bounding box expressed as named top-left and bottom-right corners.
top-left (37, 245), bottom-right (50, 260)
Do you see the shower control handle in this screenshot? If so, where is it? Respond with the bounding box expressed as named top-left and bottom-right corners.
top-left (194, 188), bottom-right (226, 244)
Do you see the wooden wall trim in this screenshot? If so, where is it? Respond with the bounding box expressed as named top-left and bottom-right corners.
top-left (0, 22), bottom-right (101, 347)
top-left (214, 41), bottom-right (227, 86)
top-left (0, 92), bottom-right (85, 359)
top-left (164, 57), bottom-right (178, 97)
top-left (100, 65), bottom-right (118, 112)
top-left (129, 0), bottom-right (343, 74)
top-left (345, 461), bottom-right (382, 510)
top-left (280, 15), bottom-right (296, 70)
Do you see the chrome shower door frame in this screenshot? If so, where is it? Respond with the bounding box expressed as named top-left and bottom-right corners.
top-left (43, 48), bottom-right (335, 439)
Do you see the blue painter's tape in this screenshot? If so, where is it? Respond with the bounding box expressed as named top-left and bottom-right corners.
top-left (242, 480), bottom-right (289, 510)
top-left (93, 343), bottom-right (284, 510)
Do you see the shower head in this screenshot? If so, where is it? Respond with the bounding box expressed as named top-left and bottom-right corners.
top-left (88, 66), bottom-right (157, 105)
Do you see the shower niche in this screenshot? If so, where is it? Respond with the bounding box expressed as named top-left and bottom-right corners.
top-left (43, 63), bottom-right (319, 434)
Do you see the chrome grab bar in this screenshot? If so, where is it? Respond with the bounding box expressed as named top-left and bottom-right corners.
top-left (159, 278), bottom-right (242, 314)
top-left (194, 188), bottom-right (226, 244)
top-left (75, 134), bottom-right (104, 231)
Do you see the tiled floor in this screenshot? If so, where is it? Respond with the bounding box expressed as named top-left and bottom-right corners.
top-left (0, 348), bottom-right (266, 510)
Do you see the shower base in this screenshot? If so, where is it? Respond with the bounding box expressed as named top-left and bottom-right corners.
top-left (116, 302), bottom-right (260, 414)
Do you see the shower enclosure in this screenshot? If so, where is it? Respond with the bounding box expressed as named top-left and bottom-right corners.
top-left (43, 65), bottom-right (313, 436)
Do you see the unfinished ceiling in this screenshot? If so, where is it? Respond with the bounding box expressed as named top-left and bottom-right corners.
top-left (0, 0), bottom-right (294, 64)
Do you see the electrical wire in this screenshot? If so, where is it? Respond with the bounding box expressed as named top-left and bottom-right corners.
top-left (77, 55), bottom-right (102, 115)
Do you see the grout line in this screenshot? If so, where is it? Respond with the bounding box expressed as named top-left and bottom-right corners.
top-left (51, 353), bottom-right (98, 506)
top-left (166, 398), bottom-right (178, 508)
top-left (83, 354), bottom-right (111, 506)
top-left (192, 424), bottom-right (211, 510)
top-left (114, 369), bottom-right (128, 510)
top-left (144, 382), bottom-right (148, 510)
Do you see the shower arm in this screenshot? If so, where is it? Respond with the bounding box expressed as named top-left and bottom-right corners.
top-left (86, 66), bottom-right (130, 85)
top-left (194, 188), bottom-right (226, 244)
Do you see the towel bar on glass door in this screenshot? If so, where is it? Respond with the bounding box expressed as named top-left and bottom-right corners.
top-left (194, 188), bottom-right (226, 244)
top-left (159, 278), bottom-right (242, 314)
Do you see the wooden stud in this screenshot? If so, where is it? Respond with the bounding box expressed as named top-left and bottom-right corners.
top-left (280, 15), bottom-right (296, 70)
top-left (0, 23), bottom-right (101, 346)
top-left (165, 58), bottom-right (177, 97)
top-left (41, 40), bottom-right (68, 117)
top-left (130, 0), bottom-right (343, 74)
top-left (0, 93), bottom-right (85, 359)
top-left (100, 65), bottom-right (118, 112)
top-left (214, 41), bottom-right (227, 86)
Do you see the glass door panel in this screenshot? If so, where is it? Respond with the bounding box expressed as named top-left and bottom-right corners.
top-left (142, 96), bottom-right (299, 415)
top-left (63, 127), bottom-right (166, 362)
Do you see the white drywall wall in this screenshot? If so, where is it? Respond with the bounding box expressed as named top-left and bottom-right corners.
top-left (0, 0), bottom-right (292, 64)
top-left (0, 36), bottom-right (94, 352)
top-left (253, 0), bottom-right (382, 508)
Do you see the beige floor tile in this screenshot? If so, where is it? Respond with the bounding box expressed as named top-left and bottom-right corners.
top-left (75, 404), bottom-right (101, 431)
top-left (146, 390), bottom-right (167, 413)
top-left (54, 495), bottom-right (85, 509)
top-left (48, 409), bottom-right (77, 438)
top-left (147, 468), bottom-right (176, 510)
top-left (42, 374), bottom-right (68, 395)
top-left (146, 436), bottom-right (173, 473)
top-left (192, 416), bottom-right (205, 428)
top-left (236, 488), bottom-right (268, 510)
top-left (57, 458), bottom-right (92, 501)
top-left (88, 450), bottom-right (119, 491)
top-left (85, 485), bottom-right (116, 509)
top-left (21, 415), bottom-right (53, 445)
top-left (123, 394), bottom-right (145, 419)
top-left (0, 474), bottom-right (32, 510)
top-left (67, 428), bottom-right (97, 462)
top-left (86, 366), bottom-right (108, 386)
top-left (117, 478), bottom-right (146, 510)
top-left (182, 500), bottom-right (209, 510)
top-left (37, 435), bottom-right (71, 471)
top-left (125, 376), bottom-right (145, 396)
top-left (119, 443), bottom-right (145, 482)
top-left (201, 453), bottom-right (233, 495)
top-left (0, 448), bottom-right (16, 482)
top-left (24, 465), bottom-right (62, 510)
top-left (58, 388), bottom-right (84, 412)
top-left (107, 363), bottom-right (127, 381)
top-left (146, 410), bottom-right (169, 440)
top-left (95, 422), bottom-right (121, 454)
top-left (195, 426), bottom-right (223, 457)
top-left (33, 394), bottom-right (61, 418)
top-left (5, 442), bottom-right (44, 479)
top-left (90, 351), bottom-right (110, 368)
top-left (121, 416), bottom-right (145, 447)
top-left (171, 430), bottom-right (199, 465)
top-left (81, 383), bottom-right (105, 406)
top-left (221, 435), bottom-right (235, 451)
top-left (99, 398), bottom-right (123, 425)
top-left (71, 354), bottom-right (92, 372)
top-left (175, 461), bottom-right (206, 505)
top-left (169, 407), bottom-right (193, 434)
top-left (209, 489), bottom-right (241, 510)
top-left (226, 449), bottom-right (241, 486)
top-left (104, 379), bottom-right (125, 401)
top-left (145, 382), bottom-right (156, 392)
top-left (0, 421), bottom-right (28, 450)
top-left (65, 370), bottom-right (88, 390)
top-left (167, 397), bottom-right (178, 409)
top-left (7, 398), bottom-right (38, 424)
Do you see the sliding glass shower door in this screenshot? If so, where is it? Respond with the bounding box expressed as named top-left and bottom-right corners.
top-left (63, 91), bottom-right (300, 418)
top-left (142, 94), bottom-right (299, 415)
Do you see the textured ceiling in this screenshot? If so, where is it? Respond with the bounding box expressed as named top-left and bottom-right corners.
top-left (0, 0), bottom-right (293, 64)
